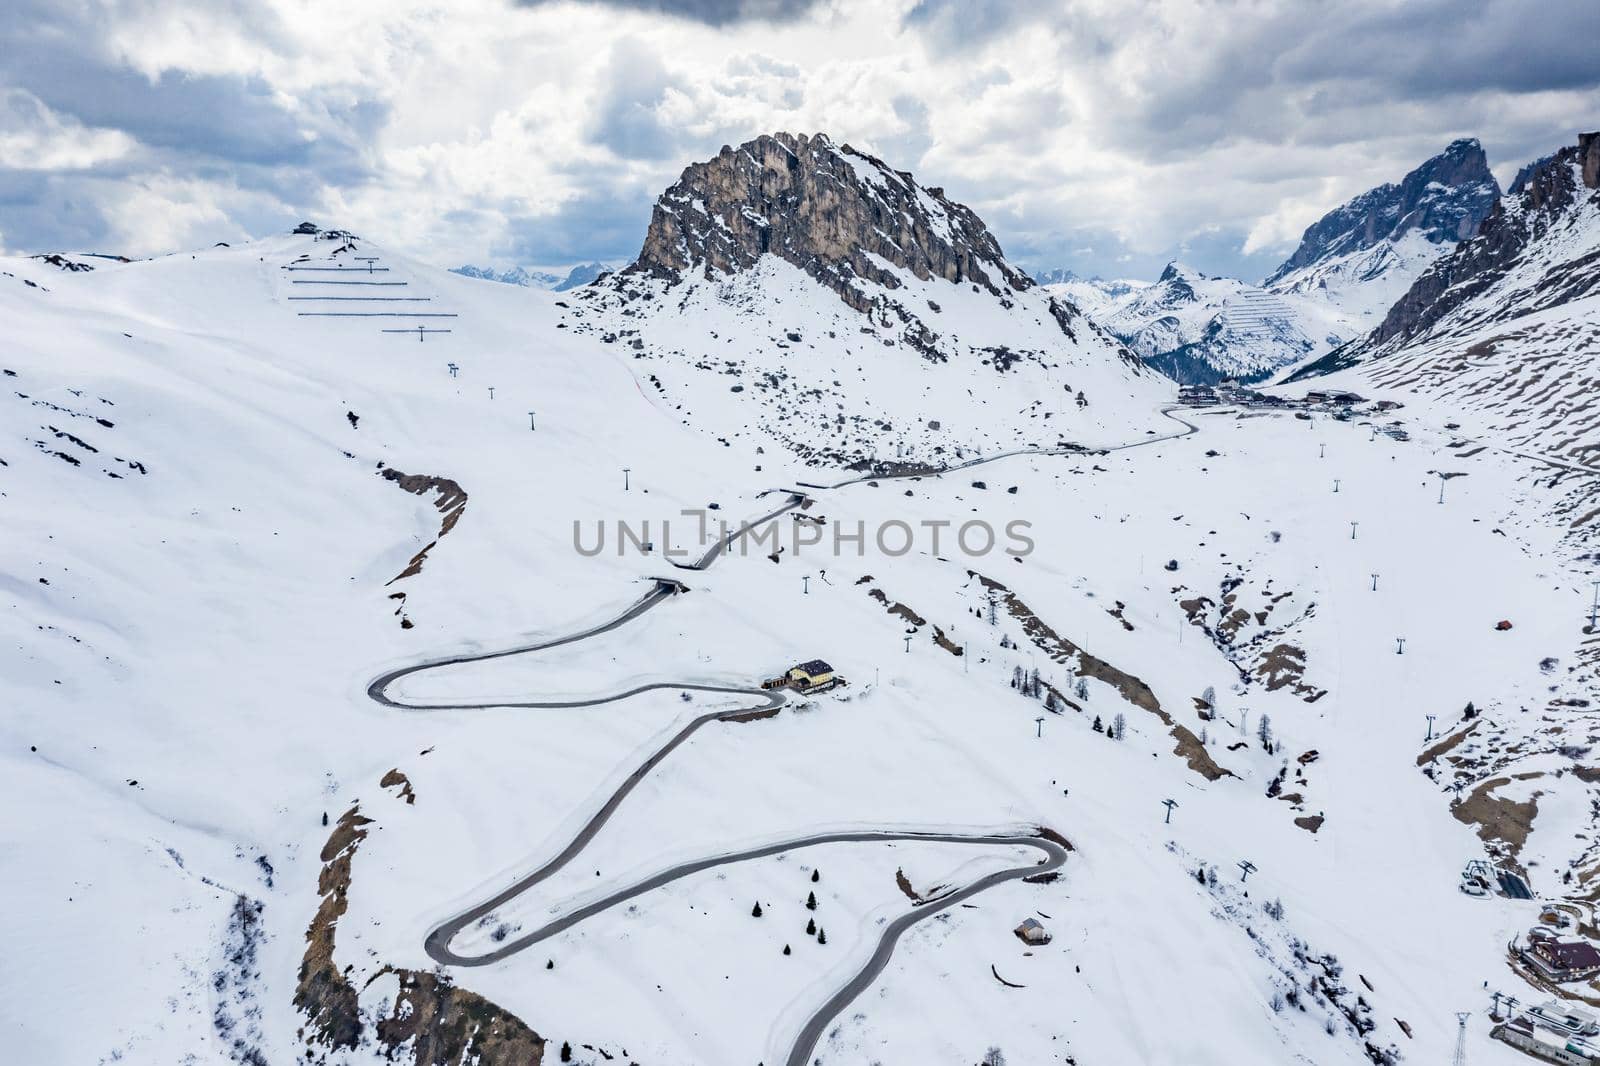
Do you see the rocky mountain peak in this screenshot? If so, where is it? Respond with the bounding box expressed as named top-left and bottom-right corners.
top-left (1291, 131), bottom-right (1600, 379)
top-left (1265, 138), bottom-right (1501, 285)
top-left (1157, 260), bottom-right (1203, 282)
top-left (1032, 267), bottom-right (1082, 285)
top-left (625, 131), bottom-right (1032, 313)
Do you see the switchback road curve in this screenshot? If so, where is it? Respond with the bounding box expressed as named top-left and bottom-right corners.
top-left (368, 405), bottom-right (1202, 1064)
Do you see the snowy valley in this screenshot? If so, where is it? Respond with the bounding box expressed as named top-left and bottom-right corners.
top-left (1040, 139), bottom-right (1504, 386)
top-left (4, 124), bottom-right (1600, 1066)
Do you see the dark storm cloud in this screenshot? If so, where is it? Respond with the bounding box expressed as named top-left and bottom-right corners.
top-left (516, 0), bottom-right (823, 27)
top-left (497, 184), bottom-right (657, 265)
top-left (1276, 0), bottom-right (1600, 99)
top-left (593, 38), bottom-right (693, 161)
top-left (5, 0), bottom-right (1598, 279)
top-left (900, 0), bottom-right (1046, 52)
top-left (1073, 0), bottom-right (1600, 158)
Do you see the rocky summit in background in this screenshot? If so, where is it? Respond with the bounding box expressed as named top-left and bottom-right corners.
top-left (626, 131), bottom-right (1032, 313)
top-left (569, 130), bottom-right (1165, 467)
top-left (451, 261), bottom-right (610, 291)
top-left (1056, 138), bottom-right (1508, 387)
top-left (1364, 131), bottom-right (1600, 349)
top-left (1093, 261), bottom-right (1345, 385)
top-left (1031, 269), bottom-right (1148, 317)
top-left (1292, 130), bottom-right (1600, 381)
top-left (1264, 138), bottom-right (1501, 291)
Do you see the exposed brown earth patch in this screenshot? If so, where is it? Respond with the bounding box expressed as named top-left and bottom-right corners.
top-left (380, 768), bottom-right (416, 805)
top-left (973, 572), bottom-right (1231, 782)
top-left (1418, 722), bottom-right (1479, 766)
top-left (865, 583), bottom-right (963, 657)
top-left (295, 784), bottom-right (545, 1065)
top-left (1453, 774), bottom-right (1543, 867)
top-left (380, 467), bottom-right (468, 587)
top-left (1180, 579), bottom-right (1326, 703)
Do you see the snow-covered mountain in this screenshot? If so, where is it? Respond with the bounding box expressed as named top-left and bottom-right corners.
top-left (14, 221), bottom-right (1595, 1066)
top-left (1289, 131), bottom-right (1600, 441)
top-left (452, 261), bottom-right (611, 291)
top-left (1031, 268), bottom-right (1148, 317)
top-left (568, 132), bottom-right (1167, 468)
top-left (1079, 140), bottom-right (1503, 385)
top-left (1091, 261), bottom-right (1346, 384)
top-left (14, 131), bottom-right (1600, 1066)
top-left (1265, 137), bottom-right (1501, 321)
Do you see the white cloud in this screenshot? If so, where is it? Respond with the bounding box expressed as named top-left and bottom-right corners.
top-left (2, 0), bottom-right (1598, 276)
top-left (0, 90), bottom-right (137, 170)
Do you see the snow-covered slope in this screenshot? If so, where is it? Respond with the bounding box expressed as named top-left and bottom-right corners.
top-left (1096, 261), bottom-right (1349, 384)
top-left (1265, 137), bottom-right (1501, 315)
top-left (1293, 131), bottom-right (1600, 384)
top-left (1087, 141), bottom-right (1501, 386)
top-left (1282, 131), bottom-right (1600, 544)
top-left (570, 132), bottom-right (1168, 468)
top-left (9, 173), bottom-right (1600, 1066)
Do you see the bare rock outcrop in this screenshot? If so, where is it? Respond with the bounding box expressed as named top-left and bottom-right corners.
top-left (627, 131), bottom-right (1031, 314)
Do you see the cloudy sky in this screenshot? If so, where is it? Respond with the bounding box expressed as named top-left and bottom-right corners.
top-left (4, 0), bottom-right (1598, 282)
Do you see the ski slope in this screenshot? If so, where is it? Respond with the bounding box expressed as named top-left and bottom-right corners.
top-left (4, 231), bottom-right (1593, 1066)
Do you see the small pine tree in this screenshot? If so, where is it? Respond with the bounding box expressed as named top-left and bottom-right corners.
top-left (1111, 712), bottom-right (1126, 740)
top-left (1028, 668), bottom-right (1042, 698)
top-left (752, 901), bottom-right (763, 918)
top-left (1257, 712), bottom-right (1273, 751)
top-left (1092, 715), bottom-right (1103, 733)
top-left (811, 869), bottom-right (820, 883)
top-left (561, 1041), bottom-right (572, 1062)
top-left (817, 927), bottom-right (826, 945)
top-left (806, 891), bottom-right (817, 910)
top-left (1201, 685), bottom-right (1216, 712)
top-left (1199, 726), bottom-right (1209, 745)
top-left (1075, 677), bottom-right (1089, 701)
top-left (1045, 690), bottom-right (1060, 713)
top-left (988, 595), bottom-right (998, 626)
top-left (1011, 665), bottom-right (1024, 690)
top-left (546, 959), bottom-right (554, 970)
top-left (806, 917), bottom-right (816, 935)
top-left (782, 944), bottom-right (791, 955)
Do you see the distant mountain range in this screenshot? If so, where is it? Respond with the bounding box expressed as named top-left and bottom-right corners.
top-left (1029, 270), bottom-right (1148, 317)
top-left (450, 261), bottom-right (611, 292)
top-left (1033, 139), bottom-right (1503, 384)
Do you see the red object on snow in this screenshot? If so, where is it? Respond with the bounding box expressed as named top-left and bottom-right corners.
top-left (1495, 620), bottom-right (1514, 631)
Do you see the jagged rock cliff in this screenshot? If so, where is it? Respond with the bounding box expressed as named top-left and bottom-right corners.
top-left (1265, 138), bottom-right (1501, 287)
top-left (569, 131), bottom-right (1168, 468)
top-left (1369, 132), bottom-right (1599, 346)
top-left (1286, 128), bottom-right (1600, 385)
top-left (1292, 131), bottom-right (1600, 381)
top-left (628, 131), bottom-right (1032, 313)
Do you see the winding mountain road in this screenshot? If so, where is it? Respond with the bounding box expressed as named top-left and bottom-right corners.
top-left (366, 404), bottom-right (1198, 1066)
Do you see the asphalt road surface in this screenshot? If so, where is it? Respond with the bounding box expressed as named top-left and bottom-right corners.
top-left (367, 405), bottom-right (1201, 1064)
